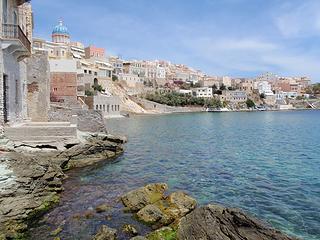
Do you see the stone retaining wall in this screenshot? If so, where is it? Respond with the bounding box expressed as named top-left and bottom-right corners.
top-left (49, 106), bottom-right (106, 132)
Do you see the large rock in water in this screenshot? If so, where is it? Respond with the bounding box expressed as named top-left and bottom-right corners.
top-left (121, 183), bottom-right (168, 211)
top-left (177, 204), bottom-right (298, 240)
top-left (136, 191), bottom-right (196, 226)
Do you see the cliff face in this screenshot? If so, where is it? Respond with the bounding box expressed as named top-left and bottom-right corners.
top-left (104, 81), bottom-right (149, 114)
top-left (0, 132), bottom-right (126, 239)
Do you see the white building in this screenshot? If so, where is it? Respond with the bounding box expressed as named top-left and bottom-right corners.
top-left (221, 76), bottom-right (232, 87)
top-left (179, 89), bottom-right (192, 95)
top-left (0, 0), bottom-right (32, 132)
top-left (93, 93), bottom-right (121, 117)
top-left (219, 91), bottom-right (247, 103)
top-left (255, 81), bottom-right (274, 96)
top-left (192, 87), bottom-right (213, 98)
top-left (120, 73), bottom-right (143, 88)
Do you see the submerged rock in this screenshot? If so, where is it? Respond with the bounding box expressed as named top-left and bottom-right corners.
top-left (121, 183), bottom-right (168, 211)
top-left (177, 204), bottom-right (298, 240)
top-left (92, 225), bottom-right (117, 240)
top-left (96, 204), bottom-right (111, 213)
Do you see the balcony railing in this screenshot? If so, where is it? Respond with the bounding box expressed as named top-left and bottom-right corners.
top-left (2, 24), bottom-right (31, 53)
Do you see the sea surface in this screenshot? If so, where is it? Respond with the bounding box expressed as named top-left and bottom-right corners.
top-left (29, 111), bottom-right (320, 240)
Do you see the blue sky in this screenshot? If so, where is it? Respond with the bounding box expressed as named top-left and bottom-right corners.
top-left (33, 0), bottom-right (320, 81)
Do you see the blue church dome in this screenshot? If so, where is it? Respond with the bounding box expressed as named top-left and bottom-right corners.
top-left (52, 20), bottom-right (69, 35)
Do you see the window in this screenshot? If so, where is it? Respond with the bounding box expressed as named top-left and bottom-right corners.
top-left (107, 105), bottom-right (109, 112)
top-left (103, 105), bottom-right (105, 111)
top-left (62, 51), bottom-right (65, 56)
top-left (100, 105), bottom-right (102, 110)
top-left (96, 105), bottom-right (98, 110)
top-left (84, 70), bottom-right (87, 74)
top-left (89, 70), bottom-right (92, 74)
top-left (112, 105), bottom-right (114, 111)
top-left (13, 11), bottom-right (18, 25)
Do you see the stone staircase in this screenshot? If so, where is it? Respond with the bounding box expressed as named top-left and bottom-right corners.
top-left (4, 121), bottom-right (77, 143)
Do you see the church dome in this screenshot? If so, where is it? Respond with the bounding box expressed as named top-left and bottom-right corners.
top-left (52, 20), bottom-right (69, 35)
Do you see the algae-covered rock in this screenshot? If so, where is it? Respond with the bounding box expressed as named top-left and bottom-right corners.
top-left (130, 237), bottom-right (147, 240)
top-left (137, 204), bottom-right (164, 224)
top-left (177, 204), bottom-right (298, 240)
top-left (92, 225), bottom-right (117, 240)
top-left (121, 183), bottom-right (168, 211)
top-left (136, 191), bottom-right (196, 227)
top-left (50, 227), bottom-right (63, 236)
top-left (146, 227), bottom-right (177, 240)
top-left (122, 224), bottom-right (138, 236)
top-left (166, 192), bottom-right (196, 217)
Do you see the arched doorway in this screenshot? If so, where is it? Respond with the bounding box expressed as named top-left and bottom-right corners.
top-left (94, 78), bottom-right (98, 86)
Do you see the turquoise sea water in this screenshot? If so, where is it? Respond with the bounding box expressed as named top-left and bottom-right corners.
top-left (30, 111), bottom-right (320, 240)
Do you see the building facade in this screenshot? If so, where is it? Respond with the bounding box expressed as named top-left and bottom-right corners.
top-left (192, 87), bottom-right (213, 98)
top-left (219, 91), bottom-right (247, 103)
top-left (84, 93), bottom-right (121, 117)
top-left (49, 59), bottom-right (78, 103)
top-left (0, 0), bottom-right (32, 132)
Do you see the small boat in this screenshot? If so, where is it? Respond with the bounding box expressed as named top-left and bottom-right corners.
top-left (256, 106), bottom-right (267, 111)
top-left (206, 107), bottom-right (230, 112)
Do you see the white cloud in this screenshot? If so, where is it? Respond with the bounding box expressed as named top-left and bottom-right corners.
top-left (274, 1), bottom-right (320, 38)
top-left (181, 35), bottom-right (319, 81)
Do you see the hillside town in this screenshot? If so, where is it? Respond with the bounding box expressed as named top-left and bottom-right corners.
top-left (1, 0), bottom-right (320, 139)
top-left (1, 1), bottom-right (320, 240)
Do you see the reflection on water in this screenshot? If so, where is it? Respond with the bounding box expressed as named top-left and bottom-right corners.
top-left (29, 111), bottom-right (320, 240)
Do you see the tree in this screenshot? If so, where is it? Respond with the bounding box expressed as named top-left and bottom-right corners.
top-left (212, 84), bottom-right (217, 90)
top-left (193, 82), bottom-right (201, 88)
top-left (246, 98), bottom-right (255, 108)
top-left (112, 75), bottom-right (118, 81)
top-left (92, 84), bottom-right (104, 92)
top-left (85, 90), bottom-right (94, 96)
top-left (220, 83), bottom-right (226, 91)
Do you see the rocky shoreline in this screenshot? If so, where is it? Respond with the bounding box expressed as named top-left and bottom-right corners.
top-left (0, 132), bottom-right (126, 239)
top-left (0, 138), bottom-right (299, 240)
top-left (92, 183), bottom-right (299, 240)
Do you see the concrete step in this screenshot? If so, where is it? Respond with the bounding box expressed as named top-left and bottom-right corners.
top-left (4, 125), bottom-right (77, 141)
top-left (17, 136), bottom-right (77, 143)
top-left (25, 122), bottom-right (71, 127)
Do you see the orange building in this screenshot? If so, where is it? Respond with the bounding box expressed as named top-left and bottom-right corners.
top-left (85, 46), bottom-right (105, 59)
top-left (50, 72), bottom-right (77, 102)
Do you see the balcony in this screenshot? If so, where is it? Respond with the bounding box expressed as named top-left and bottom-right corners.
top-left (17, 0), bottom-right (31, 6)
top-left (2, 23), bottom-right (31, 60)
